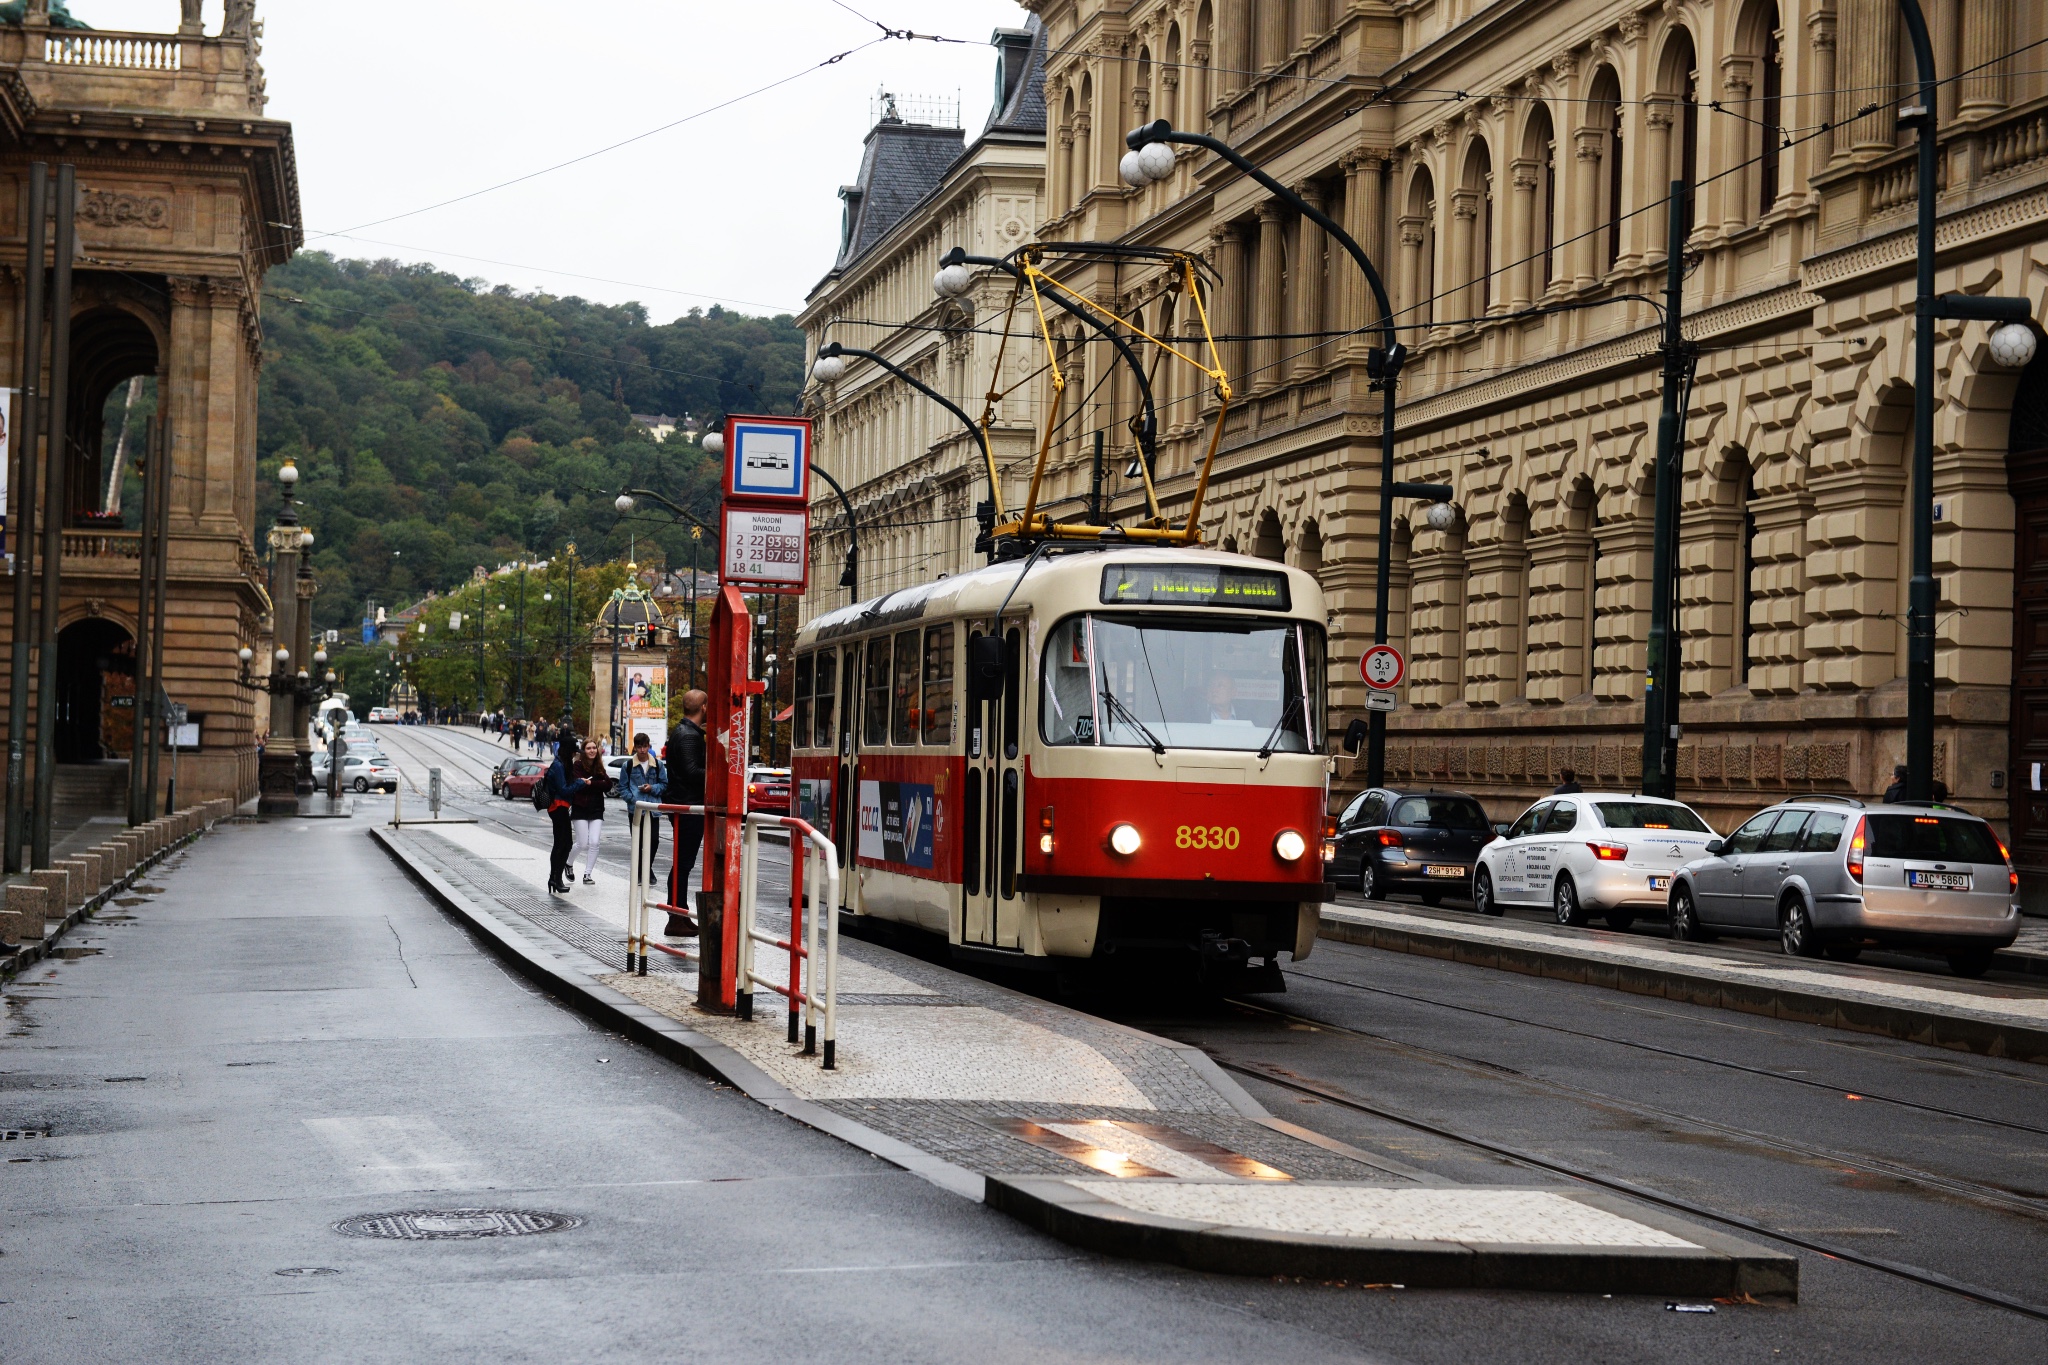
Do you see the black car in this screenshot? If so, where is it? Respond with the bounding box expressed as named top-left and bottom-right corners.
top-left (489, 753), bottom-right (524, 795)
top-left (1330, 787), bottom-right (1496, 904)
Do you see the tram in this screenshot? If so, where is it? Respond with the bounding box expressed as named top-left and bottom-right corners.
top-left (790, 545), bottom-right (1333, 987)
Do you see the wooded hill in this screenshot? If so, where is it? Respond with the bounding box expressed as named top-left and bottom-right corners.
top-left (255, 252), bottom-right (807, 632)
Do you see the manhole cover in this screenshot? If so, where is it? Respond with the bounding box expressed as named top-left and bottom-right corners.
top-left (2, 1128), bottom-right (49, 1140)
top-left (333, 1209), bottom-right (582, 1240)
top-left (274, 1266), bottom-right (341, 1277)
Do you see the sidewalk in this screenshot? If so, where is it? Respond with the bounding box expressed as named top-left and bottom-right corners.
top-left (374, 818), bottom-right (1795, 1296)
top-left (1319, 901), bottom-right (2048, 1063)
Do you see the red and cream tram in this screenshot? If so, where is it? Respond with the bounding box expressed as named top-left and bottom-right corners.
top-left (790, 546), bottom-right (1333, 986)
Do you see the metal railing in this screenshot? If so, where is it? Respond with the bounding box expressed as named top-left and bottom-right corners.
top-left (626, 804), bottom-right (841, 1069)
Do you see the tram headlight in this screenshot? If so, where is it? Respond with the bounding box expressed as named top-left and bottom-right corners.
top-left (1273, 829), bottom-right (1308, 862)
top-left (1107, 823), bottom-right (1142, 856)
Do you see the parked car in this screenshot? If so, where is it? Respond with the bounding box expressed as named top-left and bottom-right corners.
top-left (746, 766), bottom-right (791, 815)
top-left (1474, 792), bottom-right (1718, 929)
top-left (1667, 797), bottom-right (2021, 975)
top-left (1330, 787), bottom-right (1494, 905)
top-left (368, 707), bottom-right (398, 723)
top-left (502, 759), bottom-right (547, 802)
top-left (312, 754), bottom-right (399, 793)
top-left (491, 753), bottom-right (525, 795)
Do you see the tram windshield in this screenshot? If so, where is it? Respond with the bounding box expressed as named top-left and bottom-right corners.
top-left (1040, 614), bottom-right (1323, 753)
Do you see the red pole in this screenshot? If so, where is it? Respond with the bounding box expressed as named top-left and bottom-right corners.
top-left (699, 586), bottom-right (753, 1013)
top-left (788, 830), bottom-right (805, 1043)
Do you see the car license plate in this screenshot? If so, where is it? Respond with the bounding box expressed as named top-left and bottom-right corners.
top-left (1426, 864), bottom-right (1467, 879)
top-left (1908, 870), bottom-right (1972, 891)
top-left (1648, 875), bottom-right (1672, 891)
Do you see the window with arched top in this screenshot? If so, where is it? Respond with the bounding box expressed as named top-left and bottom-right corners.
top-left (1586, 67), bottom-right (1623, 275)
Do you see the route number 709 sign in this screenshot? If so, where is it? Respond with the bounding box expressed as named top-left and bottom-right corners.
top-left (721, 505), bottom-right (808, 594)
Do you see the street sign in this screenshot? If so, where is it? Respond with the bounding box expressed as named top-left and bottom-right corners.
top-left (720, 504), bottom-right (809, 595)
top-left (721, 415), bottom-right (812, 505)
top-left (1363, 690), bottom-right (1398, 712)
top-left (1360, 644), bottom-right (1405, 690)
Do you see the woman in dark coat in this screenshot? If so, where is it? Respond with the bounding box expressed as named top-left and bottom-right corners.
top-left (542, 731), bottom-right (587, 894)
top-left (567, 736), bottom-right (614, 886)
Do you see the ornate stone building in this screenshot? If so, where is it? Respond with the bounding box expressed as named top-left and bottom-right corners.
top-left (798, 22), bottom-right (1048, 620)
top-left (0, 4), bottom-right (299, 814)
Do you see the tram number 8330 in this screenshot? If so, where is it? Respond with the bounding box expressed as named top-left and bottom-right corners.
top-left (1176, 825), bottom-right (1241, 850)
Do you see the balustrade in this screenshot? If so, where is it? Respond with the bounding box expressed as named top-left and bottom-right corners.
top-left (43, 33), bottom-right (184, 71)
top-left (60, 529), bottom-right (143, 562)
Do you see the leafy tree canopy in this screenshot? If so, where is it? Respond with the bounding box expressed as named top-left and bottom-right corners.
top-left (257, 252), bottom-right (803, 632)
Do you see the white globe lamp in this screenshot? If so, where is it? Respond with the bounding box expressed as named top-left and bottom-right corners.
top-left (812, 353), bottom-right (847, 384)
top-left (703, 431), bottom-right (725, 456)
top-left (1989, 322), bottom-right (2037, 369)
top-left (932, 263), bottom-right (973, 298)
top-left (1136, 140), bottom-right (1175, 182)
top-left (1425, 501), bottom-right (1458, 532)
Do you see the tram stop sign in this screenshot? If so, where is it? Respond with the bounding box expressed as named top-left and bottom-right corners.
top-left (1360, 644), bottom-right (1405, 690)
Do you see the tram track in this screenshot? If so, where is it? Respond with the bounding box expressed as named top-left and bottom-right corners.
top-left (1277, 964), bottom-right (2048, 1136)
top-left (1215, 994), bottom-right (2048, 1225)
top-left (1212, 1054), bottom-right (2048, 1323)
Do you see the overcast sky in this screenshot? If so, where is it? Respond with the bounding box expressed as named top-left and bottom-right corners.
top-left (86, 1), bottom-right (1030, 319)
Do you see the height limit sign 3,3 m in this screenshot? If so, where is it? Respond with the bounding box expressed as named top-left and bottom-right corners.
top-left (1360, 644), bottom-right (1404, 712)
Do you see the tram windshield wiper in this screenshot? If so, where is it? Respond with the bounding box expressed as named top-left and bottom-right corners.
top-left (1098, 670), bottom-right (1166, 755)
top-left (1257, 692), bottom-right (1303, 761)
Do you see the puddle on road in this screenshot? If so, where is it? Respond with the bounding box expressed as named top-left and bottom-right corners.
top-left (50, 947), bottom-right (102, 960)
top-left (112, 898), bottom-right (149, 907)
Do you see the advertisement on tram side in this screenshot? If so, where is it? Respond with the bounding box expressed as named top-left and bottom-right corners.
top-left (857, 779), bottom-right (935, 869)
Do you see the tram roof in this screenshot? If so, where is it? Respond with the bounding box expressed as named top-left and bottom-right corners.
top-left (797, 546), bottom-right (1322, 644)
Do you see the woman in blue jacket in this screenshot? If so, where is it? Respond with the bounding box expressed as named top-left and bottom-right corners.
top-left (619, 733), bottom-right (667, 886)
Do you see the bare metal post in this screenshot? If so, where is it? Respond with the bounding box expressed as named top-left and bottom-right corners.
top-left (6, 163), bottom-right (47, 870)
top-left (31, 164), bottom-right (74, 869)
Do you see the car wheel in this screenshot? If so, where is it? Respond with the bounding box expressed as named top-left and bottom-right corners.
top-left (1554, 875), bottom-right (1588, 927)
top-left (1473, 868), bottom-right (1502, 917)
top-left (1947, 949), bottom-right (1994, 978)
top-left (1822, 941), bottom-right (1863, 963)
top-left (1358, 860), bottom-right (1378, 901)
top-left (1780, 897), bottom-right (1822, 958)
top-left (1605, 912), bottom-right (1636, 932)
top-left (1668, 885), bottom-right (1715, 942)
top-left (353, 777), bottom-right (369, 793)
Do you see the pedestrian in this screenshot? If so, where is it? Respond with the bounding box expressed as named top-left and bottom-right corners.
top-left (1552, 768), bottom-right (1583, 795)
top-left (1882, 764), bottom-right (1948, 803)
top-left (568, 736), bottom-right (614, 886)
top-left (620, 732), bottom-right (667, 886)
top-left (542, 730), bottom-right (587, 895)
top-left (662, 689), bottom-right (709, 937)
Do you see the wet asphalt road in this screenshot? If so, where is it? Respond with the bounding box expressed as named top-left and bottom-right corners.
top-left (18, 725), bottom-right (2034, 1361)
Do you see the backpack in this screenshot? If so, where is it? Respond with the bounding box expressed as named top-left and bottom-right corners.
top-left (531, 763), bottom-right (553, 811)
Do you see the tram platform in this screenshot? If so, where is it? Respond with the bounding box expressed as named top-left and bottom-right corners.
top-left (1320, 900), bottom-right (2048, 1064)
top-left (371, 819), bottom-right (1794, 1297)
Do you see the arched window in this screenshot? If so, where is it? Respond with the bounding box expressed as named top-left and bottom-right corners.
top-left (1587, 67), bottom-right (1623, 275)
top-left (1751, 3), bottom-right (1785, 215)
top-left (1135, 46), bottom-right (1151, 130)
top-left (1194, 4), bottom-right (1213, 114)
top-left (1163, 24), bottom-right (1182, 130)
top-left (1741, 468), bottom-right (1759, 684)
top-left (1459, 140), bottom-right (1493, 318)
top-left (1654, 31), bottom-right (1701, 245)
top-left (1402, 166), bottom-right (1439, 329)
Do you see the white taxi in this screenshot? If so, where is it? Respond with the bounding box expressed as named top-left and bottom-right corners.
top-left (1472, 792), bottom-right (1719, 930)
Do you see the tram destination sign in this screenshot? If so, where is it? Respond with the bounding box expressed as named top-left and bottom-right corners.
top-left (1100, 563), bottom-right (1291, 611)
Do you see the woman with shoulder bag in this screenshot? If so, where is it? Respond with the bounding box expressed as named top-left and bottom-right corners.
top-left (542, 730), bottom-right (587, 894)
top-left (569, 736), bottom-right (615, 886)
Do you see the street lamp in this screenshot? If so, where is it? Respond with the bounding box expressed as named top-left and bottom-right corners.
top-left (1123, 118), bottom-right (1422, 786)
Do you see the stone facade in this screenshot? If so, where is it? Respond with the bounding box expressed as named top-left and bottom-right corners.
top-left (798, 23), bottom-right (1049, 620)
top-left (0, 9), bottom-right (298, 813)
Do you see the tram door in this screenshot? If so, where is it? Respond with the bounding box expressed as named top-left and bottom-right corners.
top-left (961, 619), bottom-right (1023, 948)
top-left (836, 645), bottom-right (859, 906)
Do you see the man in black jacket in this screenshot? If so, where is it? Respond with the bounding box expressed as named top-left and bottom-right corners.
top-left (661, 689), bottom-right (709, 937)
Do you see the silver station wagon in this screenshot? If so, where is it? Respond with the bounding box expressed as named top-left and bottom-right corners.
top-left (1667, 797), bottom-right (2021, 976)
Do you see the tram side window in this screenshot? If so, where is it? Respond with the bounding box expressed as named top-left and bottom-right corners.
top-left (793, 653), bottom-right (813, 750)
top-left (922, 624), bottom-right (954, 746)
top-left (891, 628), bottom-right (921, 746)
top-left (862, 638), bottom-right (891, 747)
top-left (812, 648), bottom-right (836, 749)
top-left (1041, 617), bottom-right (1098, 745)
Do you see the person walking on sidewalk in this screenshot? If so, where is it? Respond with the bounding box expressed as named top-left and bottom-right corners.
top-left (568, 736), bottom-right (614, 886)
top-left (543, 730), bottom-right (587, 895)
top-left (620, 732), bottom-right (667, 886)
top-left (662, 689), bottom-right (709, 938)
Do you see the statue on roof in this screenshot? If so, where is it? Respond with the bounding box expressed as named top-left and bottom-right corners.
top-left (223, 0), bottom-right (255, 38)
top-left (0, 1), bottom-right (92, 29)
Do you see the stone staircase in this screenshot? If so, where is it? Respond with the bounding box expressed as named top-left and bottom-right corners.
top-left (50, 761), bottom-right (129, 832)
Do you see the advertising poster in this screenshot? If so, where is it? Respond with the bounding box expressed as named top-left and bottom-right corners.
top-left (0, 388), bottom-right (12, 558)
top-left (857, 778), bottom-right (935, 868)
top-left (625, 663), bottom-right (668, 724)
top-left (798, 776), bottom-right (831, 829)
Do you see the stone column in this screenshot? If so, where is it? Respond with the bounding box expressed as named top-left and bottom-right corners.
top-left (1809, 10), bottom-right (1839, 168)
top-left (1642, 100), bottom-right (1675, 264)
top-left (1252, 201), bottom-right (1286, 389)
top-left (1224, 0), bottom-right (1253, 91)
top-left (1570, 128), bottom-right (1604, 289)
top-left (1342, 151), bottom-right (1387, 356)
top-left (1398, 215), bottom-right (1426, 328)
top-left (1258, 0), bottom-right (1289, 71)
top-left (1290, 181), bottom-right (1326, 380)
top-left (1212, 220), bottom-right (1251, 389)
top-left (1717, 58), bottom-right (1755, 234)
top-left (1448, 189), bottom-right (1479, 323)
top-left (1189, 38), bottom-right (1212, 115)
top-left (1958, 0), bottom-right (2012, 120)
top-left (1841, 0), bottom-right (1898, 156)
top-left (1508, 158), bottom-right (1539, 310)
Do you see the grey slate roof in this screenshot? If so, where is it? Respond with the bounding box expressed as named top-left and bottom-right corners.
top-left (819, 16), bottom-right (1046, 284)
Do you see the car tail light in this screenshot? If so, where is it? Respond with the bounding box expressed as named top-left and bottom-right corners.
top-left (1377, 829), bottom-right (1403, 846)
top-left (1846, 815), bottom-right (1866, 882)
top-left (1586, 843), bottom-right (1628, 861)
top-left (1039, 805), bottom-right (1054, 856)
